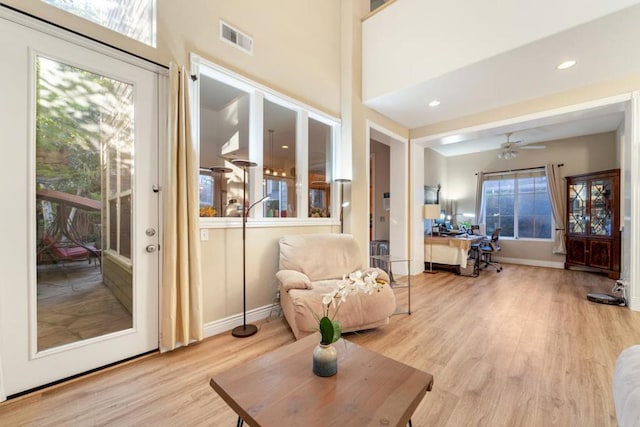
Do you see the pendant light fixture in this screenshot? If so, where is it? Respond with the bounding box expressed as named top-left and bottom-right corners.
top-left (264, 129), bottom-right (273, 176)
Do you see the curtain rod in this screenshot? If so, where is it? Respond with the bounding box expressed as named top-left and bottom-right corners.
top-left (475, 163), bottom-right (564, 176)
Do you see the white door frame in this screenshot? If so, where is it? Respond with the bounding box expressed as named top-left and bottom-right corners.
top-left (629, 92), bottom-right (640, 310)
top-left (366, 121), bottom-right (409, 275)
top-left (370, 151), bottom-right (377, 240)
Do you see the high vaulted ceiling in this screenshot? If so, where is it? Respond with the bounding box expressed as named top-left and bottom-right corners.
top-left (362, 0), bottom-right (640, 156)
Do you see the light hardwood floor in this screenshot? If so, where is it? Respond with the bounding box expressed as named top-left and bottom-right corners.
top-left (2, 264), bottom-right (639, 426)
top-left (37, 264), bottom-right (131, 351)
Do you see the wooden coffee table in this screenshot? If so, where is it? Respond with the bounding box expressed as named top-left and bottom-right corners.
top-left (210, 333), bottom-right (433, 426)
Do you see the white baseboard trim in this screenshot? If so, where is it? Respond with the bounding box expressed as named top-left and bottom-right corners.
top-left (628, 296), bottom-right (640, 312)
top-left (493, 257), bottom-right (564, 269)
top-left (203, 303), bottom-right (279, 338)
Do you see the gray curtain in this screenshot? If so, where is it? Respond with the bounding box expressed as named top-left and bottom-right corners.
top-left (475, 171), bottom-right (485, 225)
top-left (161, 63), bottom-right (203, 352)
top-left (546, 163), bottom-right (566, 254)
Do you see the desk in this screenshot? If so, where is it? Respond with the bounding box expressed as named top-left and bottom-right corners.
top-left (370, 255), bottom-right (411, 314)
top-left (210, 333), bottom-right (433, 427)
top-left (424, 234), bottom-right (484, 268)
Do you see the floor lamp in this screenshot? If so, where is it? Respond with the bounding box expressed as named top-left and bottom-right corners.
top-left (423, 204), bottom-right (441, 274)
top-left (334, 178), bottom-right (351, 233)
top-left (208, 166), bottom-right (231, 216)
top-left (230, 159), bottom-right (269, 338)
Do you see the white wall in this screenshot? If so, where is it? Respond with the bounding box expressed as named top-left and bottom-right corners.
top-left (371, 140), bottom-right (390, 241)
top-left (200, 97), bottom-right (250, 166)
top-left (619, 114), bottom-right (631, 288)
top-left (341, 1), bottom-right (410, 271)
top-left (424, 149), bottom-right (448, 193)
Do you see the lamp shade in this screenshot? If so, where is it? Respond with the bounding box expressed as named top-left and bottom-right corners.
top-left (423, 204), bottom-right (441, 220)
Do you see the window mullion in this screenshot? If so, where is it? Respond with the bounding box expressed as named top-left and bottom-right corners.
top-left (249, 90), bottom-right (264, 218)
top-left (116, 151), bottom-right (121, 255)
top-left (297, 110), bottom-right (309, 218)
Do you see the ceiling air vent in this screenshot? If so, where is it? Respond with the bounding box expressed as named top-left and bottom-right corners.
top-left (220, 20), bottom-right (253, 55)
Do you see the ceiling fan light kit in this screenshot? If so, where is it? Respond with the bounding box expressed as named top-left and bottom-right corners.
top-left (497, 132), bottom-right (546, 159)
top-left (498, 148), bottom-right (518, 159)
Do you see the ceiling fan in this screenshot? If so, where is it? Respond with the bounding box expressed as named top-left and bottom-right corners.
top-left (497, 132), bottom-right (546, 159)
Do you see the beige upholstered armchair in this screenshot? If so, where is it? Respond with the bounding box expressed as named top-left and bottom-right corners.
top-left (276, 233), bottom-right (397, 339)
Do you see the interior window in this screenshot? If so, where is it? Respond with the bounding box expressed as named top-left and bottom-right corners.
top-left (196, 57), bottom-right (339, 221)
top-left (42, 0), bottom-right (156, 47)
top-left (263, 99), bottom-right (297, 218)
top-left (308, 118), bottom-right (332, 217)
top-left (199, 76), bottom-right (249, 217)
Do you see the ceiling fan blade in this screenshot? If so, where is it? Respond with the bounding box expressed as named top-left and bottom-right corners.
top-left (520, 145), bottom-right (546, 150)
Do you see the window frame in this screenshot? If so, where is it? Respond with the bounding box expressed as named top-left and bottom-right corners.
top-left (106, 144), bottom-right (134, 263)
top-left (191, 54), bottom-right (342, 228)
top-left (41, 0), bottom-right (157, 47)
top-left (481, 168), bottom-right (554, 241)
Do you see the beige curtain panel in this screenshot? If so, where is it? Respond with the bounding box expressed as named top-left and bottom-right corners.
top-left (0, 348), bottom-right (5, 402)
top-left (546, 163), bottom-right (567, 254)
top-left (161, 63), bottom-right (203, 352)
top-left (475, 171), bottom-right (485, 225)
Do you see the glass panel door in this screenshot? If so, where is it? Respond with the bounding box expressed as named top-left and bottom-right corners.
top-left (0, 14), bottom-right (159, 397)
top-left (590, 178), bottom-right (613, 236)
top-left (35, 56), bottom-right (135, 351)
top-left (568, 180), bottom-right (587, 234)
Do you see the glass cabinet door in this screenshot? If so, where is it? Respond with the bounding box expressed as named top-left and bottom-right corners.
top-left (568, 180), bottom-right (587, 234)
top-left (590, 178), bottom-right (613, 236)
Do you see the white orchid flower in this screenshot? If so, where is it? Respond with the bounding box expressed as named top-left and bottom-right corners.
top-left (317, 270), bottom-right (388, 340)
top-left (322, 293), bottom-right (333, 306)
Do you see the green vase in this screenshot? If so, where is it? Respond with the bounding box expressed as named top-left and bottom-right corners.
top-left (313, 343), bottom-right (337, 377)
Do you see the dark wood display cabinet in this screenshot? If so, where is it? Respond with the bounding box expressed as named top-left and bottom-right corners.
top-left (565, 169), bottom-right (620, 279)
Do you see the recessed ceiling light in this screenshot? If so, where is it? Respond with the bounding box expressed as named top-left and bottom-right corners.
top-left (428, 100), bottom-right (440, 107)
top-left (281, 145), bottom-right (289, 149)
top-left (557, 60), bottom-right (576, 70)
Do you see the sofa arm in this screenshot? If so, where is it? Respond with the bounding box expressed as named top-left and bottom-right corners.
top-left (614, 345), bottom-right (640, 426)
top-left (276, 270), bottom-right (312, 292)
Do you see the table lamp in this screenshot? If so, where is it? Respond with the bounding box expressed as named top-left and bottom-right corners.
top-left (423, 204), bottom-right (441, 274)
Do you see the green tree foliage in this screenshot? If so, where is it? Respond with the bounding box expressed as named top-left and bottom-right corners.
top-left (35, 56), bottom-right (133, 242)
top-left (36, 56), bottom-right (132, 200)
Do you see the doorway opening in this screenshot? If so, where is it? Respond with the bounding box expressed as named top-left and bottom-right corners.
top-left (367, 123), bottom-right (409, 275)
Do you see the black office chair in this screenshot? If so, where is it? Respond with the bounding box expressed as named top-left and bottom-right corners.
top-left (478, 228), bottom-right (503, 272)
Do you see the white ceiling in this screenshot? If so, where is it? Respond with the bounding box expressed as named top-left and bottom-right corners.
top-left (363, 2), bottom-right (640, 156)
top-left (427, 103), bottom-right (625, 157)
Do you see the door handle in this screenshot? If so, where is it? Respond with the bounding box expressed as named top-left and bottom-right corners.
top-left (146, 245), bottom-right (157, 253)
